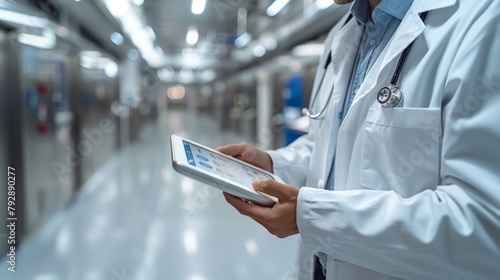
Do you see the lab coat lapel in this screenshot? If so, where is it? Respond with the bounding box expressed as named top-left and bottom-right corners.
top-left (331, 19), bottom-right (362, 80)
top-left (413, 0), bottom-right (457, 14)
top-left (323, 18), bottom-right (362, 183)
top-left (350, 0), bottom-right (458, 105)
top-left (380, 10), bottom-right (426, 72)
top-left (309, 13), bottom-right (354, 108)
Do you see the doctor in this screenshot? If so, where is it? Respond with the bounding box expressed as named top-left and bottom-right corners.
top-left (218, 0), bottom-right (500, 279)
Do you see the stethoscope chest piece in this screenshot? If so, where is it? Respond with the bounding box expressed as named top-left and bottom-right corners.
top-left (377, 84), bottom-right (403, 108)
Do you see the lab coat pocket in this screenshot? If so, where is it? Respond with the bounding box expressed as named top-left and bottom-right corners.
top-left (361, 107), bottom-right (442, 197)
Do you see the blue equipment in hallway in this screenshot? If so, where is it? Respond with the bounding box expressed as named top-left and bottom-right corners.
top-left (283, 73), bottom-right (304, 145)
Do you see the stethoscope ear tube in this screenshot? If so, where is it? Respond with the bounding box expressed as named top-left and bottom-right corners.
top-left (302, 51), bottom-right (334, 120)
top-left (302, 82), bottom-right (335, 119)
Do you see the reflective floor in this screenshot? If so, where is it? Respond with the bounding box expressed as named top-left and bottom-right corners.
top-left (0, 110), bottom-right (299, 280)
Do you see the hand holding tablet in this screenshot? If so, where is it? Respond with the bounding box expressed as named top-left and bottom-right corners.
top-left (216, 143), bottom-right (274, 174)
top-left (170, 135), bottom-right (281, 206)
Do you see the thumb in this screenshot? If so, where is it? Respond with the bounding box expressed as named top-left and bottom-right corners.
top-left (253, 179), bottom-right (297, 202)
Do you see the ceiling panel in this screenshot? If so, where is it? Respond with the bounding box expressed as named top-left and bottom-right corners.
top-left (139, 0), bottom-right (262, 53)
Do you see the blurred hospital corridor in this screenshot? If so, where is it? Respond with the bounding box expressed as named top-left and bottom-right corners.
top-left (0, 109), bottom-right (300, 280)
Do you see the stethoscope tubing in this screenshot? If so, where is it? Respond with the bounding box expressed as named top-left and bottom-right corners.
top-left (390, 12), bottom-right (428, 86)
top-left (304, 12), bottom-right (428, 119)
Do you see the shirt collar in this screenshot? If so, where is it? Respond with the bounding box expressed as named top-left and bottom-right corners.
top-left (351, 0), bottom-right (413, 24)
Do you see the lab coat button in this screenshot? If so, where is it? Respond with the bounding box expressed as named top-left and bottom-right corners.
top-left (318, 179), bottom-right (324, 188)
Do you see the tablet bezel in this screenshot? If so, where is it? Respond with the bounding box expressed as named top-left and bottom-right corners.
top-left (170, 134), bottom-right (279, 206)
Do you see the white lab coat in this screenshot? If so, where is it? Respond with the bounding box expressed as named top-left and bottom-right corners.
top-left (267, 0), bottom-right (500, 279)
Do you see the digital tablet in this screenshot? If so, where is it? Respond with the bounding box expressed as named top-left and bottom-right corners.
top-left (170, 135), bottom-right (280, 206)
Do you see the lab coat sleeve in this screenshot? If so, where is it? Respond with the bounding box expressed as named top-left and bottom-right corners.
top-left (296, 7), bottom-right (500, 280)
top-left (267, 127), bottom-right (316, 187)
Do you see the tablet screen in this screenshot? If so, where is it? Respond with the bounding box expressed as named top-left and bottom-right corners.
top-left (182, 140), bottom-right (272, 189)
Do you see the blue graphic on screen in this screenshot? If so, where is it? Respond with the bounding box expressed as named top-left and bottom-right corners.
top-left (199, 162), bottom-right (213, 169)
top-left (197, 154), bottom-right (209, 161)
top-left (183, 140), bottom-right (196, 167)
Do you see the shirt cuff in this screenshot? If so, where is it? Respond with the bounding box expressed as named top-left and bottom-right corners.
top-left (296, 187), bottom-right (343, 252)
top-left (296, 187), bottom-right (320, 249)
top-left (266, 149), bottom-right (285, 175)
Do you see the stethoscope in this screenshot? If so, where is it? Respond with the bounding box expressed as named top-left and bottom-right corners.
top-left (303, 12), bottom-right (428, 119)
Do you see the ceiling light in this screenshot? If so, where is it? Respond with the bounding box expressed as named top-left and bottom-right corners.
top-left (18, 29), bottom-right (56, 49)
top-left (157, 67), bottom-right (175, 82)
top-left (191, 0), bottom-right (206, 15)
top-left (127, 49), bottom-right (139, 61)
top-left (142, 51), bottom-right (158, 63)
top-left (265, 38), bottom-right (278, 51)
top-left (17, 34), bottom-right (54, 49)
top-left (234, 32), bottom-right (251, 48)
top-left (315, 0), bottom-right (334, 9)
top-left (102, 0), bottom-right (159, 68)
top-left (182, 48), bottom-right (196, 57)
top-left (0, 10), bottom-right (47, 28)
top-left (253, 45), bottom-right (266, 57)
top-left (131, 30), bottom-right (152, 50)
top-left (121, 16), bottom-right (142, 33)
top-left (186, 27), bottom-right (199, 46)
top-left (183, 52), bottom-right (202, 67)
top-left (196, 69), bottom-right (216, 81)
top-left (80, 56), bottom-right (95, 69)
top-left (144, 25), bottom-right (157, 41)
top-left (132, 0), bottom-right (144, 6)
top-left (266, 0), bottom-right (290, 17)
top-left (104, 61), bottom-right (119, 78)
top-left (180, 68), bottom-right (194, 80)
top-left (155, 46), bottom-right (163, 55)
top-left (292, 43), bottom-right (324, 57)
top-left (110, 32), bottom-right (124, 45)
top-left (104, 0), bottom-right (130, 17)
top-left (145, 56), bottom-right (162, 68)
top-left (80, 51), bottom-right (103, 58)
